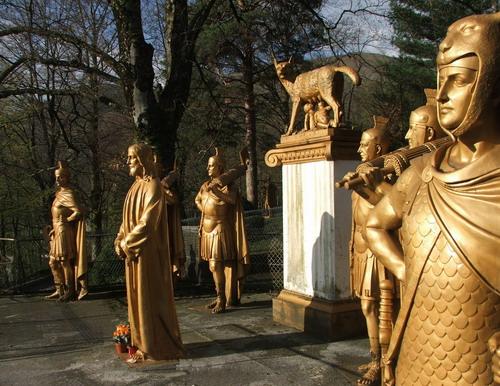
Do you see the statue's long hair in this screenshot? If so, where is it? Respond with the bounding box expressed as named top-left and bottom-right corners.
top-left (128, 143), bottom-right (156, 179)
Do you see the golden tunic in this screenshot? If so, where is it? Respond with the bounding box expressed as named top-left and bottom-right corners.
top-left (50, 188), bottom-right (86, 280)
top-left (196, 181), bottom-right (248, 265)
top-left (116, 177), bottom-right (184, 360)
top-left (350, 192), bottom-right (393, 299)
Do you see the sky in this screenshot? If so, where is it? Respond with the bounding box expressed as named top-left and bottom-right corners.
top-left (320, 0), bottom-right (397, 57)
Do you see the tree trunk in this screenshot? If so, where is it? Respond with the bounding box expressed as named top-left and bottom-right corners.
top-left (242, 41), bottom-right (258, 208)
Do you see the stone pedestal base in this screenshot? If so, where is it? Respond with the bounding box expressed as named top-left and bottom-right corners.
top-left (273, 289), bottom-right (366, 340)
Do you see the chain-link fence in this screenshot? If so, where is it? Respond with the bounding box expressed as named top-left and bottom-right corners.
top-left (0, 209), bottom-right (284, 294)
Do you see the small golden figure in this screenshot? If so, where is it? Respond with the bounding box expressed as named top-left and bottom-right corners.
top-left (262, 176), bottom-right (278, 218)
top-left (47, 161), bottom-right (87, 301)
top-left (365, 12), bottom-right (500, 385)
top-left (115, 144), bottom-right (184, 361)
top-left (195, 148), bottom-right (250, 314)
top-left (303, 102), bottom-right (316, 131)
top-left (314, 100), bottom-right (332, 130)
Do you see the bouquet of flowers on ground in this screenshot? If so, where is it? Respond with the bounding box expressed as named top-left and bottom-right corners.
top-left (112, 322), bottom-right (131, 346)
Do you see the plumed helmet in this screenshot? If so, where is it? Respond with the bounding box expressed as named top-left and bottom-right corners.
top-left (208, 147), bottom-right (225, 172)
top-left (364, 115), bottom-right (390, 154)
top-left (409, 89), bottom-right (445, 138)
top-left (55, 160), bottom-right (70, 178)
top-left (436, 12), bottom-right (500, 136)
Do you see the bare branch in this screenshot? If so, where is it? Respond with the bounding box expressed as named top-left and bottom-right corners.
top-left (0, 55), bottom-right (119, 84)
top-left (0, 57), bottom-right (28, 83)
top-left (0, 26), bottom-right (126, 77)
top-left (0, 88), bottom-right (79, 99)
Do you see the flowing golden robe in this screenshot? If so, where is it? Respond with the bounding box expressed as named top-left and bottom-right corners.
top-left (50, 188), bottom-right (86, 281)
top-left (385, 145), bottom-right (500, 385)
top-left (116, 177), bottom-right (184, 360)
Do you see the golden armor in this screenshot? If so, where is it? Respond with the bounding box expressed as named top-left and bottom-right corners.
top-left (195, 148), bottom-right (250, 314)
top-left (343, 119), bottom-right (394, 386)
top-left (365, 13), bottom-right (500, 385)
top-left (115, 143), bottom-right (184, 361)
top-left (47, 161), bottom-right (87, 301)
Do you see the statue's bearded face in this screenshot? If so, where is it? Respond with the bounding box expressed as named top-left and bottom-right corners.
top-left (127, 149), bottom-right (143, 178)
top-left (55, 169), bottom-right (69, 188)
top-left (437, 65), bottom-right (477, 131)
top-left (358, 132), bottom-right (378, 162)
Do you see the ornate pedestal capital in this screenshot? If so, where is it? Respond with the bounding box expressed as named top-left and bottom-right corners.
top-left (265, 128), bottom-right (361, 167)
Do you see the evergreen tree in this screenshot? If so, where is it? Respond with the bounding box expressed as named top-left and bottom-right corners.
top-left (378, 0), bottom-right (496, 142)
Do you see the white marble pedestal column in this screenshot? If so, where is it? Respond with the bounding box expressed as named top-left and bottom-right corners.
top-left (265, 128), bottom-right (365, 339)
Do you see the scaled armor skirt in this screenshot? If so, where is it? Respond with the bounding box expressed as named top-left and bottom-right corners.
top-left (200, 223), bottom-right (236, 262)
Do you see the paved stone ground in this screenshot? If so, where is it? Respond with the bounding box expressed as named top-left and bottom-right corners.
top-left (0, 291), bottom-right (369, 385)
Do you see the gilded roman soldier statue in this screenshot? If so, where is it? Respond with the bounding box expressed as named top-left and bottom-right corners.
top-left (344, 118), bottom-right (395, 386)
top-left (405, 89), bottom-right (445, 149)
top-left (365, 12), bottom-right (500, 385)
top-left (195, 148), bottom-right (250, 314)
top-left (115, 143), bottom-right (184, 362)
top-left (157, 159), bottom-right (186, 281)
top-left (47, 161), bottom-right (87, 301)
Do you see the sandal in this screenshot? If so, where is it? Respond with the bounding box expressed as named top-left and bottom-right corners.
top-left (126, 349), bottom-right (145, 364)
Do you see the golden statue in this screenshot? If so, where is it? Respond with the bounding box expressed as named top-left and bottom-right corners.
top-left (262, 176), bottom-right (278, 218)
top-left (336, 106), bottom-right (449, 192)
top-left (273, 57), bottom-right (360, 135)
top-left (406, 89), bottom-right (445, 149)
top-left (158, 161), bottom-right (186, 281)
top-left (342, 118), bottom-right (395, 386)
top-left (314, 101), bottom-right (333, 130)
top-left (365, 12), bottom-right (500, 385)
top-left (195, 148), bottom-right (250, 313)
top-left (46, 161), bottom-right (87, 301)
top-left (115, 143), bottom-right (184, 362)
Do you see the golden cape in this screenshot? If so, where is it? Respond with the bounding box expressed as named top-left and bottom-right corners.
top-left (428, 143), bottom-right (500, 294)
top-left (54, 189), bottom-right (87, 280)
top-left (165, 195), bottom-right (185, 275)
top-left (117, 177), bottom-right (184, 360)
top-left (234, 191), bottom-right (250, 279)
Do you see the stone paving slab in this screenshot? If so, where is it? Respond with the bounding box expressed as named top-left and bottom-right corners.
top-left (0, 291), bottom-right (369, 385)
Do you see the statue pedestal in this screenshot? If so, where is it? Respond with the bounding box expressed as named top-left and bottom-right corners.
top-left (265, 128), bottom-right (365, 340)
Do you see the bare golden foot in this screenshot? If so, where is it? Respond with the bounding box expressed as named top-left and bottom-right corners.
top-left (357, 361), bottom-right (371, 373)
top-left (45, 289), bottom-right (62, 300)
top-left (77, 288), bottom-right (88, 300)
top-left (357, 361), bottom-right (381, 386)
top-left (211, 298), bottom-right (226, 314)
top-left (206, 298), bottom-right (217, 309)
